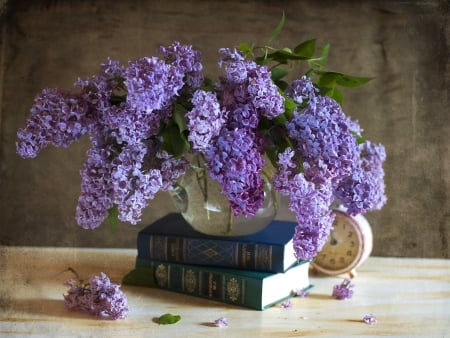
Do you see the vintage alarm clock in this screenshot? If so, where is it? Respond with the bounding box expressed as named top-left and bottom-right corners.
top-left (312, 208), bottom-right (373, 278)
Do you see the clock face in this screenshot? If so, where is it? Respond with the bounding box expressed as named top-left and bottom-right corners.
top-left (313, 211), bottom-right (363, 273)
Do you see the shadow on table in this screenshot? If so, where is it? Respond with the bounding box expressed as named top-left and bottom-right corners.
top-left (2, 298), bottom-right (105, 320)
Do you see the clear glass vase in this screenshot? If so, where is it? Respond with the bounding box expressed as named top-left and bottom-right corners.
top-left (169, 155), bottom-right (278, 236)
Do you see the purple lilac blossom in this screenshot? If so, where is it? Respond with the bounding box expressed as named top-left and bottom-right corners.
top-left (76, 147), bottom-right (115, 229)
top-left (214, 316), bottom-right (228, 327)
top-left (363, 314), bottom-right (377, 325)
top-left (286, 95), bottom-right (360, 185)
top-left (205, 128), bottom-right (265, 217)
top-left (218, 47), bottom-right (245, 66)
top-left (228, 103), bottom-right (259, 129)
top-left (16, 88), bottom-right (89, 158)
top-left (246, 64), bottom-right (284, 119)
top-left (125, 56), bottom-right (173, 113)
top-left (285, 76), bottom-right (317, 105)
top-left (334, 141), bottom-right (387, 215)
top-left (332, 278), bottom-right (354, 300)
top-left (218, 48), bottom-right (284, 125)
top-left (187, 90), bottom-right (227, 151)
top-left (110, 143), bottom-right (164, 224)
top-left (64, 272), bottom-right (128, 320)
top-left (280, 299), bottom-right (293, 308)
top-left (160, 41), bottom-right (204, 89)
top-left (294, 287), bottom-right (310, 298)
top-left (155, 150), bottom-right (189, 191)
top-left (273, 148), bottom-right (335, 261)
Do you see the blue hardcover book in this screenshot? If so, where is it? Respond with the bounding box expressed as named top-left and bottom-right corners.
top-left (137, 213), bottom-right (298, 273)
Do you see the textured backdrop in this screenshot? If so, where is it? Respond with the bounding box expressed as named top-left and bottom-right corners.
top-left (0, 0), bottom-right (448, 257)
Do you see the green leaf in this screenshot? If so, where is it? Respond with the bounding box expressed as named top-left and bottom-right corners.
top-left (268, 49), bottom-right (309, 63)
top-left (160, 104), bottom-right (190, 158)
top-left (268, 12), bottom-right (285, 42)
top-left (270, 67), bottom-right (289, 82)
top-left (336, 74), bottom-right (374, 87)
top-left (161, 123), bottom-right (190, 158)
top-left (313, 43), bottom-right (330, 70)
top-left (122, 268), bottom-right (157, 287)
top-left (329, 87), bottom-right (344, 105)
top-left (107, 204), bottom-right (119, 233)
top-left (158, 313), bottom-right (181, 325)
top-left (172, 104), bottom-right (188, 133)
top-left (294, 39), bottom-right (316, 59)
top-left (237, 42), bottom-right (253, 58)
top-left (275, 80), bottom-right (289, 91)
top-left (283, 97), bottom-right (299, 119)
top-left (317, 72), bottom-right (339, 88)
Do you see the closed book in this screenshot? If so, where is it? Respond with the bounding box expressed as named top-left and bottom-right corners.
top-left (135, 257), bottom-right (310, 310)
top-left (137, 213), bottom-right (297, 273)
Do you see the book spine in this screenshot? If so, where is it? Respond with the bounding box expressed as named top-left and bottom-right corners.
top-left (135, 258), bottom-right (265, 310)
top-left (137, 234), bottom-right (285, 272)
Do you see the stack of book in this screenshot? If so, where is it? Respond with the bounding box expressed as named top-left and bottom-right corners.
top-left (133, 213), bottom-right (311, 310)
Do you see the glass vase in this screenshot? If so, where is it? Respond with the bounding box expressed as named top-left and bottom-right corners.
top-left (169, 155), bottom-right (278, 236)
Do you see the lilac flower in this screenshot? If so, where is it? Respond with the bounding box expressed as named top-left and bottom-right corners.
top-left (76, 147), bottom-right (115, 229)
top-left (214, 316), bottom-right (228, 327)
top-left (99, 57), bottom-right (126, 79)
top-left (111, 143), bottom-right (164, 224)
top-left (218, 48), bottom-right (284, 124)
top-left (363, 314), bottom-right (377, 325)
top-left (160, 41), bottom-right (204, 89)
top-left (280, 299), bottom-right (293, 308)
top-left (274, 148), bottom-right (335, 261)
top-left (286, 95), bottom-right (360, 185)
top-left (332, 278), bottom-right (354, 300)
top-left (155, 150), bottom-right (189, 191)
top-left (272, 148), bottom-right (297, 195)
top-left (285, 76), bottom-right (317, 105)
top-left (246, 64), bottom-right (284, 119)
top-left (16, 88), bottom-right (89, 158)
top-left (64, 272), bottom-right (128, 320)
top-left (205, 128), bottom-right (265, 217)
top-left (290, 177), bottom-right (335, 261)
top-left (294, 288), bottom-right (310, 298)
top-left (218, 47), bottom-right (245, 66)
top-left (334, 141), bottom-right (387, 215)
top-left (187, 90), bottom-right (227, 151)
top-left (228, 103), bottom-right (259, 129)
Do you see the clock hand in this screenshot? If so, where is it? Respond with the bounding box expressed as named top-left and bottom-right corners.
top-left (329, 231), bottom-right (338, 246)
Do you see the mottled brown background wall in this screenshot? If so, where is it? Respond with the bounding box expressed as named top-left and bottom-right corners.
top-left (0, 0), bottom-right (448, 257)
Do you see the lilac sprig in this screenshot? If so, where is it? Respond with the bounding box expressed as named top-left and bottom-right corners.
top-left (332, 278), bottom-right (355, 300)
top-left (334, 141), bottom-right (387, 215)
top-left (16, 88), bottom-right (89, 158)
top-left (286, 91), bottom-right (360, 185)
top-left (205, 128), bottom-right (265, 217)
top-left (63, 272), bottom-right (128, 320)
top-left (363, 313), bottom-right (377, 325)
top-left (274, 148), bottom-right (335, 261)
top-left (214, 316), bottom-right (228, 327)
top-left (187, 90), bottom-right (227, 151)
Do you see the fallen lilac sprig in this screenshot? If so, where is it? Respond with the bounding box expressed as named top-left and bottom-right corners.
top-left (332, 278), bottom-right (354, 300)
top-left (294, 287), bottom-right (311, 298)
top-left (63, 272), bottom-right (128, 319)
top-left (214, 316), bottom-right (228, 327)
top-left (280, 299), bottom-right (293, 308)
top-left (363, 313), bottom-right (377, 325)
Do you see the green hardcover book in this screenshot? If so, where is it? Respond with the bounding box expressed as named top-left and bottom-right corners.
top-left (134, 257), bottom-right (310, 310)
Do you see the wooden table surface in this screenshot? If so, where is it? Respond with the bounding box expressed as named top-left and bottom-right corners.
top-left (0, 246), bottom-right (448, 337)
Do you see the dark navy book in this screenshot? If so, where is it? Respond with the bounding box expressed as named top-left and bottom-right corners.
top-left (137, 213), bottom-right (299, 273)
